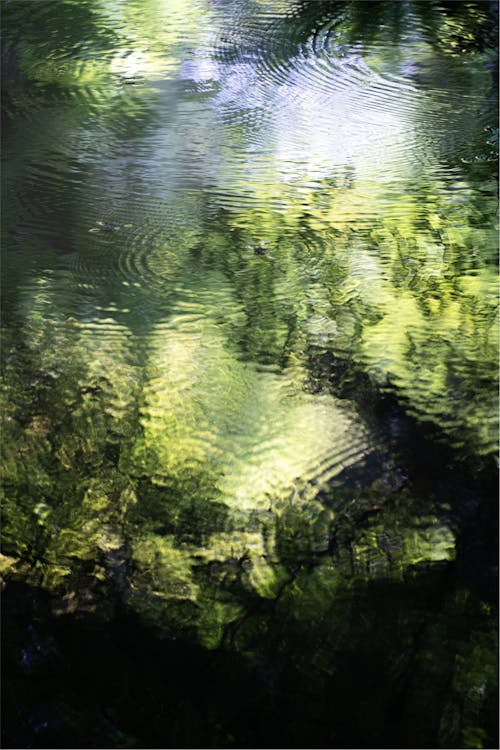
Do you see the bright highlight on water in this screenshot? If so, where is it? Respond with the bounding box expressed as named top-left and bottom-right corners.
top-left (1, 1), bottom-right (498, 748)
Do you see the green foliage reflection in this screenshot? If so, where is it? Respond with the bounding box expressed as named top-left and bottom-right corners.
top-left (1, 0), bottom-right (498, 746)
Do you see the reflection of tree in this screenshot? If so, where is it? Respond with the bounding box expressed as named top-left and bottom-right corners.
top-left (293, 0), bottom-right (498, 57)
top-left (1, 1), bottom-right (498, 746)
top-left (2, 168), bottom-right (498, 591)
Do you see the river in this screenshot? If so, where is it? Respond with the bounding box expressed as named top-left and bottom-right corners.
top-left (1, 1), bottom-right (498, 747)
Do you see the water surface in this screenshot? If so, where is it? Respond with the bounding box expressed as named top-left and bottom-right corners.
top-left (1, 1), bottom-right (498, 747)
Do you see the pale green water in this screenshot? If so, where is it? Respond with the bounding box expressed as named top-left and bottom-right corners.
top-left (1, 1), bottom-right (498, 747)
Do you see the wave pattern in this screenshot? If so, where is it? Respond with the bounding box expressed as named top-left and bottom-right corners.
top-left (1, 5), bottom-right (498, 746)
top-left (2, 0), bottom-right (498, 519)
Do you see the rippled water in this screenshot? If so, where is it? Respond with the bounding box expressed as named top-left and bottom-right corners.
top-left (2, 1), bottom-right (498, 748)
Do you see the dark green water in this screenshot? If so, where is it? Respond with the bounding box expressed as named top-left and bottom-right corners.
top-left (1, 1), bottom-right (498, 747)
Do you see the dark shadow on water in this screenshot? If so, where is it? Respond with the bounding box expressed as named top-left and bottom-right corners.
top-left (3, 541), bottom-right (498, 750)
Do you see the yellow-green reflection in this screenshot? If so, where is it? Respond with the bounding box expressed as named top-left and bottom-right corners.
top-left (1, 0), bottom-right (498, 746)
